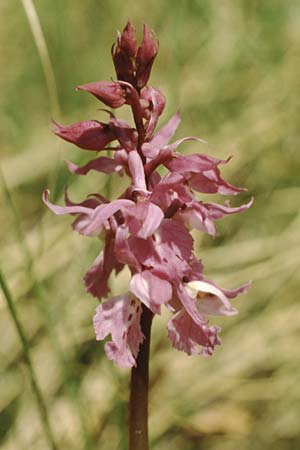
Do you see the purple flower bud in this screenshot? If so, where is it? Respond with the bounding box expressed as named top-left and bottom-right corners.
top-left (112, 46), bottom-right (135, 85)
top-left (118, 21), bottom-right (137, 58)
top-left (135, 24), bottom-right (158, 88)
top-left (112, 23), bottom-right (137, 85)
top-left (52, 119), bottom-right (115, 151)
top-left (77, 81), bottom-right (126, 108)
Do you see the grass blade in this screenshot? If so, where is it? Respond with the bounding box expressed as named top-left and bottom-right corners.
top-left (0, 270), bottom-right (59, 450)
top-left (20, 0), bottom-right (60, 117)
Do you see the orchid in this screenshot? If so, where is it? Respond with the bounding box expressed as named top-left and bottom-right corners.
top-left (44, 21), bottom-right (252, 450)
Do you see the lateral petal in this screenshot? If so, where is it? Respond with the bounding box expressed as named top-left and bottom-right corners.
top-left (43, 190), bottom-right (93, 217)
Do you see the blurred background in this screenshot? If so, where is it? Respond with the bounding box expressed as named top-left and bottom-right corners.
top-left (1, 0), bottom-right (300, 449)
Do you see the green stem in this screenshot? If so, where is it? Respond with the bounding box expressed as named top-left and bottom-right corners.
top-left (0, 269), bottom-right (58, 450)
top-left (129, 305), bottom-right (153, 450)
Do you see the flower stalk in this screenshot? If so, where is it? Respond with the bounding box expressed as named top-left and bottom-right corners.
top-left (129, 305), bottom-right (153, 450)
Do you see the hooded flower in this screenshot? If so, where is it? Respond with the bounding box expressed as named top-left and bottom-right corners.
top-left (44, 22), bottom-right (252, 368)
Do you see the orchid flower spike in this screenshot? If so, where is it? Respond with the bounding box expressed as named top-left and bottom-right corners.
top-left (44, 21), bottom-right (252, 368)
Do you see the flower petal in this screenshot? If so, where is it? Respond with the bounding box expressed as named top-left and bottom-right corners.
top-left (189, 172), bottom-right (246, 195)
top-left (176, 198), bottom-right (253, 236)
top-left (163, 136), bottom-right (207, 155)
top-left (167, 309), bottom-right (221, 356)
top-left (175, 204), bottom-right (217, 236)
top-left (52, 119), bottom-right (115, 151)
top-left (125, 235), bottom-right (157, 268)
top-left (142, 111), bottom-right (181, 159)
top-left (93, 294), bottom-right (143, 368)
top-left (130, 270), bottom-right (172, 314)
top-left (84, 235), bottom-right (123, 300)
top-left (81, 199), bottom-right (134, 236)
top-left (145, 220), bottom-right (194, 283)
top-left (109, 117), bottom-right (138, 151)
top-left (144, 147), bottom-right (173, 177)
top-left (166, 153), bottom-right (245, 195)
top-left (202, 197), bottom-right (254, 219)
top-left (157, 219), bottom-right (194, 261)
top-left (114, 225), bottom-right (141, 270)
top-left (176, 283), bottom-right (207, 327)
top-left (212, 281), bottom-right (252, 299)
top-left (141, 86), bottom-right (166, 140)
top-left (64, 190), bottom-right (106, 208)
top-left (123, 201), bottom-right (164, 239)
top-left (167, 153), bottom-right (227, 173)
top-left (66, 156), bottom-right (122, 176)
top-left (149, 172), bottom-right (194, 215)
top-left (43, 190), bottom-right (93, 217)
top-left (77, 81), bottom-right (126, 108)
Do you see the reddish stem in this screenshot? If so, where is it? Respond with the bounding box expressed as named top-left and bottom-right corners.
top-left (129, 305), bottom-right (153, 450)
top-left (120, 81), bottom-right (146, 163)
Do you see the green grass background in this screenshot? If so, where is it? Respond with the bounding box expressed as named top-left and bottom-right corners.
top-left (1, 0), bottom-right (300, 449)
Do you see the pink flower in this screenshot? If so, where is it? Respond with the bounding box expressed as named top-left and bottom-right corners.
top-left (44, 22), bottom-right (252, 368)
